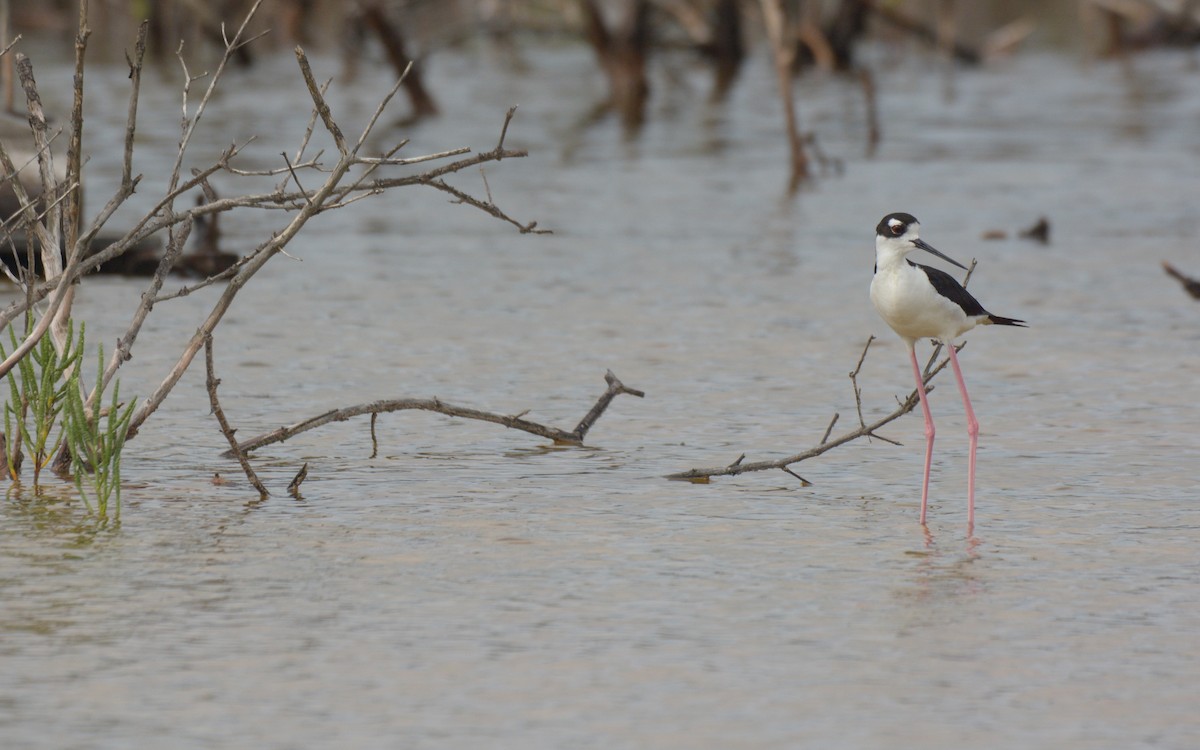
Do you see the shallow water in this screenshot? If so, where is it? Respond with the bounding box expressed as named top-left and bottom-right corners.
top-left (2, 35), bottom-right (1200, 749)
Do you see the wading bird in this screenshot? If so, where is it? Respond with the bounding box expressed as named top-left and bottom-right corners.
top-left (869, 212), bottom-right (1026, 529)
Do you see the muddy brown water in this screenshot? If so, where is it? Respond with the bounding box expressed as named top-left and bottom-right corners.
top-left (2, 37), bottom-right (1199, 749)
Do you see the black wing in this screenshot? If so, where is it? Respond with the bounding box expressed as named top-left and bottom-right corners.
top-left (909, 261), bottom-right (988, 316)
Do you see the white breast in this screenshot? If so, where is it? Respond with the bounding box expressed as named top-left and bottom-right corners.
top-left (870, 263), bottom-right (978, 344)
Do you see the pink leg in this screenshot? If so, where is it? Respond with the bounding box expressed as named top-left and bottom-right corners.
top-left (908, 346), bottom-right (934, 525)
top-left (945, 344), bottom-right (979, 531)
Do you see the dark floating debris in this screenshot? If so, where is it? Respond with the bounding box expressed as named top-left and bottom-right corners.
top-left (1019, 216), bottom-right (1051, 244)
top-left (1163, 262), bottom-right (1200, 301)
top-left (981, 216), bottom-right (1050, 244)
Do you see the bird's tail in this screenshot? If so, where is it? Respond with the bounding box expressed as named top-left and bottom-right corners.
top-left (986, 314), bottom-right (1027, 327)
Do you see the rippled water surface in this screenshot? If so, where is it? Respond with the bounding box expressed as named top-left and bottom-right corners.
top-left (2, 35), bottom-right (1200, 749)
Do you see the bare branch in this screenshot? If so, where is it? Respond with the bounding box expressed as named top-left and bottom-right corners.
top-left (849, 334), bottom-right (875, 428)
top-left (820, 412), bottom-right (839, 444)
top-left (427, 176), bottom-right (547, 234)
top-left (205, 334), bottom-right (269, 499)
top-left (0, 57), bottom-right (89, 379)
top-left (225, 371), bottom-right (645, 457)
top-left (287, 463), bottom-right (308, 497)
top-left (121, 22), bottom-right (148, 195)
top-left (496, 105), bottom-right (518, 150)
top-left (358, 146), bottom-right (468, 167)
top-left (352, 61), bottom-right (410, 155)
top-left (0, 34), bottom-right (21, 60)
top-left (281, 151), bottom-right (312, 208)
top-left (167, 0), bottom-right (265, 199)
top-left (64, 3), bottom-right (91, 271)
top-left (665, 349), bottom-right (955, 482)
top-left (295, 45), bottom-right (346, 154)
top-left (15, 54), bottom-right (65, 283)
top-left (759, 0), bottom-right (809, 190)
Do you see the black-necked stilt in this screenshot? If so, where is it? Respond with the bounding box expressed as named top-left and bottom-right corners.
top-left (869, 212), bottom-right (1026, 529)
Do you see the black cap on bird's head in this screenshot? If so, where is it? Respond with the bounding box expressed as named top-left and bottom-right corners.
top-left (876, 212), bottom-right (920, 239)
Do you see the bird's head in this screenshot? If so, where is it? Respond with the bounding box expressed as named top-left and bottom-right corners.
top-left (875, 212), bottom-right (967, 270)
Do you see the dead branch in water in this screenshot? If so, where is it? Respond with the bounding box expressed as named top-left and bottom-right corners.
top-left (759, 0), bottom-right (809, 191)
top-left (1163, 261), bottom-right (1200, 300)
top-left (224, 370), bottom-right (644, 458)
top-left (205, 334), bottom-right (268, 499)
top-left (666, 338), bottom-right (955, 483)
top-left (580, 0), bottom-right (652, 132)
top-left (357, 1), bottom-right (439, 121)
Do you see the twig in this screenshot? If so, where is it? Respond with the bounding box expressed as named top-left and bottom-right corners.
top-left (358, 147), bottom-right (467, 167)
top-left (64, 2), bottom-right (90, 275)
top-left (121, 21), bottom-right (149, 191)
top-left (16, 54), bottom-right (65, 286)
top-left (428, 177), bottom-right (547, 234)
top-left (287, 463), bottom-right (308, 497)
top-left (167, 0), bottom-right (265, 197)
top-left (496, 105), bottom-right (518, 150)
top-left (224, 370), bottom-right (644, 457)
top-left (849, 334), bottom-right (875, 428)
top-left (820, 412), bottom-right (839, 444)
top-left (205, 334), bottom-right (268, 499)
top-left (1, 35), bottom-right (21, 61)
top-left (295, 44), bottom-right (346, 153)
top-left (352, 61), bottom-right (411, 155)
top-left (280, 151), bottom-right (311, 206)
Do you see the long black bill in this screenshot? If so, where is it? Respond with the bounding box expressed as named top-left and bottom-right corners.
top-left (913, 238), bottom-right (968, 270)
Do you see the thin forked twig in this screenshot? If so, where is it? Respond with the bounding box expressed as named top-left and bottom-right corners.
top-left (850, 334), bottom-right (875, 428)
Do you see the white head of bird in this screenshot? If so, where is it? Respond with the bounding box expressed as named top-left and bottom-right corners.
top-left (874, 212), bottom-right (966, 274)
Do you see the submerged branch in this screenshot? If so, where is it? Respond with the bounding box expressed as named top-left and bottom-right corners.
top-left (225, 370), bottom-right (645, 457)
top-left (205, 334), bottom-right (269, 499)
top-left (665, 343), bottom-right (954, 483)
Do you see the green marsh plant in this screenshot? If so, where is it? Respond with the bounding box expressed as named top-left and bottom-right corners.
top-left (65, 343), bottom-right (136, 519)
top-left (2, 319), bottom-right (84, 488)
top-left (1, 319), bottom-right (135, 519)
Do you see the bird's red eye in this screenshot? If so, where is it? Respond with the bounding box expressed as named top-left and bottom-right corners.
top-left (890, 224), bottom-right (903, 235)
